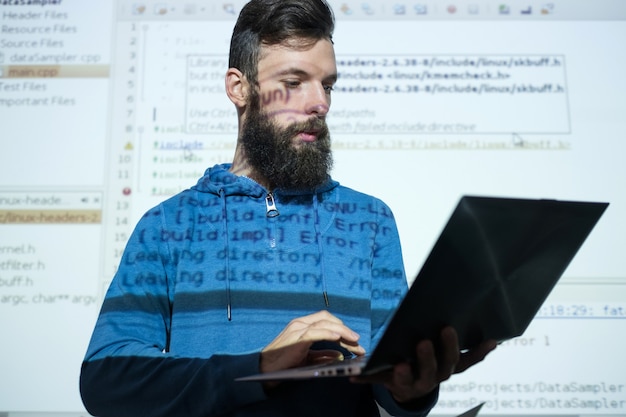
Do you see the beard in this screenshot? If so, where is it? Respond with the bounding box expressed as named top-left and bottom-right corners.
top-left (240, 97), bottom-right (333, 191)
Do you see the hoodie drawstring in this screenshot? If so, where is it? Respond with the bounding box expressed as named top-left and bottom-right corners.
top-left (219, 189), bottom-right (233, 321)
top-left (313, 194), bottom-right (330, 308)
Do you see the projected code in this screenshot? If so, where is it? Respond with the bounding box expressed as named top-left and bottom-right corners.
top-left (330, 136), bottom-right (570, 151)
top-left (438, 381), bottom-right (625, 413)
top-left (0, 192), bottom-right (102, 308)
top-left (333, 54), bottom-right (569, 135)
top-left (432, 300), bottom-right (626, 416)
top-left (335, 55), bottom-right (562, 89)
top-left (185, 54), bottom-right (570, 136)
top-left (537, 303), bottom-right (626, 318)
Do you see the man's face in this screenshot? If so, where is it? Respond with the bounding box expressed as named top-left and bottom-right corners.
top-left (240, 39), bottom-right (338, 191)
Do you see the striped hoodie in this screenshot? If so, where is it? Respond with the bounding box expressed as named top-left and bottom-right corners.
top-left (80, 163), bottom-right (437, 417)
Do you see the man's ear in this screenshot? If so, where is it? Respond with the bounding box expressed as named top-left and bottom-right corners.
top-left (225, 68), bottom-right (249, 109)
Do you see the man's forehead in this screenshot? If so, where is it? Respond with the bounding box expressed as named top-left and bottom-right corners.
top-left (257, 39), bottom-right (336, 75)
top-left (259, 38), bottom-right (334, 60)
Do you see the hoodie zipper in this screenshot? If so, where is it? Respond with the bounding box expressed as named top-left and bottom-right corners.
top-left (265, 193), bottom-right (280, 218)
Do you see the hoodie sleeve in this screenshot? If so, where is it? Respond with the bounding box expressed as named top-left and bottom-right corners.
top-left (80, 353), bottom-right (266, 417)
top-left (374, 384), bottom-right (439, 417)
top-left (366, 198), bottom-right (439, 417)
top-left (80, 204), bottom-right (267, 417)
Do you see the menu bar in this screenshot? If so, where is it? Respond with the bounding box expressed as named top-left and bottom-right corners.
top-left (117, 0), bottom-right (626, 21)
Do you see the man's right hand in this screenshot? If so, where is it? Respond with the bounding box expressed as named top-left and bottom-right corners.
top-left (260, 310), bottom-right (366, 376)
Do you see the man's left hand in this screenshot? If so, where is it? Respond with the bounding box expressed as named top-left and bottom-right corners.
top-left (351, 326), bottom-right (497, 404)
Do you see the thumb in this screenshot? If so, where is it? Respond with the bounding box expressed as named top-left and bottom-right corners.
top-left (306, 349), bottom-right (345, 365)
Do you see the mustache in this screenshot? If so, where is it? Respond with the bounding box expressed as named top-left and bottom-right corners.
top-left (280, 117), bottom-right (329, 140)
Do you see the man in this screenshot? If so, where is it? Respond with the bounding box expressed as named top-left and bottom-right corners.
top-left (80, 1), bottom-right (495, 416)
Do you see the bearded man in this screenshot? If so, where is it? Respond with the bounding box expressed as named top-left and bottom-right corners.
top-left (80, 1), bottom-right (494, 416)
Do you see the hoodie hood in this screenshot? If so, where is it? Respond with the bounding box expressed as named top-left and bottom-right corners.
top-left (192, 163), bottom-right (339, 198)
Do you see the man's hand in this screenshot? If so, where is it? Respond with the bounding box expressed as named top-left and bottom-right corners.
top-left (352, 326), bottom-right (497, 404)
top-left (260, 310), bottom-right (366, 375)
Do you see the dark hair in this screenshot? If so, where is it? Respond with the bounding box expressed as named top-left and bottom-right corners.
top-left (229, 0), bottom-right (335, 85)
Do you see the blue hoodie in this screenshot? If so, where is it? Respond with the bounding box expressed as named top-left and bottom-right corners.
top-left (80, 163), bottom-right (437, 417)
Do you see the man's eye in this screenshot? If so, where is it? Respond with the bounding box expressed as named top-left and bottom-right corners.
top-left (324, 84), bottom-right (334, 93)
top-left (284, 80), bottom-right (300, 88)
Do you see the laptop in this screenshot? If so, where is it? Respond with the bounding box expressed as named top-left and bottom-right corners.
top-left (236, 196), bottom-right (608, 382)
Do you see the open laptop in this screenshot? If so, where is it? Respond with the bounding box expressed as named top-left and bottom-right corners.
top-left (236, 196), bottom-right (608, 382)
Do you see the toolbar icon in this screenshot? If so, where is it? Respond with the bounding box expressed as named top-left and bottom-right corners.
top-left (154, 3), bottom-right (168, 15)
top-left (340, 3), bottom-right (353, 15)
top-left (132, 4), bottom-right (146, 15)
top-left (393, 4), bottom-right (406, 15)
top-left (541, 3), bottom-right (555, 14)
top-left (223, 3), bottom-right (236, 15)
top-left (361, 3), bottom-right (375, 15)
top-left (414, 4), bottom-right (427, 14)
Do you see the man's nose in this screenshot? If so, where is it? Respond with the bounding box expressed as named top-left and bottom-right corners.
top-left (305, 85), bottom-right (330, 117)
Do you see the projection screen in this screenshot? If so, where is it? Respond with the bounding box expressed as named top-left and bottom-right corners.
top-left (0, 0), bottom-right (625, 415)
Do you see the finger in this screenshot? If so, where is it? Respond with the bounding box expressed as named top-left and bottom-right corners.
top-left (306, 320), bottom-right (361, 343)
top-left (267, 319), bottom-right (364, 353)
top-left (296, 310), bottom-right (345, 325)
top-left (291, 317), bottom-right (364, 353)
top-left (437, 327), bottom-right (461, 379)
top-left (455, 339), bottom-right (497, 374)
top-left (306, 349), bottom-right (344, 365)
top-left (287, 313), bottom-right (361, 344)
top-left (294, 327), bottom-right (366, 355)
top-left (414, 338), bottom-right (438, 382)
